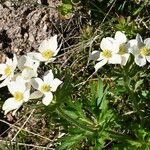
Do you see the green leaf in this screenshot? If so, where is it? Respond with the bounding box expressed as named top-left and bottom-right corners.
top-left (134, 79), bottom-right (143, 91)
top-left (57, 134), bottom-right (84, 150)
top-left (64, 110), bottom-right (78, 119)
top-left (58, 3), bottom-right (72, 15)
top-left (56, 72), bottom-right (73, 104)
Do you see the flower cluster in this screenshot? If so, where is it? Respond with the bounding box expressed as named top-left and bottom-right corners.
top-left (0, 35), bottom-right (62, 115)
top-left (90, 31), bottom-right (150, 71)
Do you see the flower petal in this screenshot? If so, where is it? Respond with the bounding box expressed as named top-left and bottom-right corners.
top-left (33, 61), bottom-right (40, 71)
top-left (89, 51), bottom-right (100, 60)
top-left (16, 76), bottom-right (26, 91)
top-left (144, 38), bottom-right (150, 49)
top-left (121, 53), bottom-right (130, 66)
top-left (31, 78), bottom-right (43, 90)
top-left (51, 78), bottom-right (62, 92)
top-left (53, 41), bottom-right (61, 56)
top-left (136, 34), bottom-right (144, 48)
top-left (0, 64), bottom-right (6, 74)
top-left (2, 98), bottom-right (23, 115)
top-left (0, 77), bottom-right (10, 88)
top-left (23, 89), bottom-right (30, 102)
top-left (42, 92), bottom-right (53, 106)
top-left (43, 70), bottom-right (54, 84)
top-left (124, 42), bottom-right (131, 53)
top-left (0, 74), bottom-right (7, 81)
top-left (8, 77), bottom-right (26, 94)
top-left (128, 39), bottom-right (138, 47)
top-left (12, 54), bottom-right (18, 68)
top-left (94, 59), bottom-right (107, 71)
top-left (22, 68), bottom-right (37, 80)
top-left (27, 52), bottom-right (45, 62)
top-left (100, 38), bottom-right (114, 51)
top-left (128, 39), bottom-right (140, 56)
top-left (38, 39), bottom-right (48, 52)
top-left (6, 57), bottom-right (13, 66)
top-left (105, 37), bottom-right (119, 53)
top-left (30, 91), bottom-right (43, 99)
top-left (136, 34), bottom-right (143, 43)
top-left (44, 58), bottom-right (56, 64)
top-left (18, 55), bottom-right (26, 70)
top-left (47, 35), bottom-right (58, 52)
top-left (135, 56), bottom-right (146, 66)
top-left (97, 52), bottom-right (106, 61)
top-left (108, 54), bottom-right (121, 64)
top-left (115, 31), bottom-right (127, 45)
top-left (146, 55), bottom-right (150, 63)
top-left (39, 35), bottom-right (58, 53)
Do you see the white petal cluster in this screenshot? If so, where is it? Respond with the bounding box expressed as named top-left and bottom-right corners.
top-left (28, 35), bottom-right (59, 63)
top-left (2, 76), bottom-right (30, 115)
top-left (129, 34), bottom-right (150, 66)
top-left (90, 37), bottom-right (121, 71)
top-left (90, 31), bottom-right (150, 71)
top-left (0, 54), bottom-right (17, 88)
top-left (31, 70), bottom-right (62, 106)
top-left (0, 35), bottom-right (62, 115)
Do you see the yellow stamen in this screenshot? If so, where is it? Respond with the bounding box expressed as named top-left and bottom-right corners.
top-left (14, 92), bottom-right (23, 102)
top-left (41, 50), bottom-right (54, 60)
top-left (140, 47), bottom-right (150, 56)
top-left (119, 44), bottom-right (126, 55)
top-left (102, 50), bottom-right (112, 58)
top-left (4, 66), bottom-right (12, 76)
top-left (24, 66), bottom-right (32, 70)
top-left (40, 84), bottom-right (51, 93)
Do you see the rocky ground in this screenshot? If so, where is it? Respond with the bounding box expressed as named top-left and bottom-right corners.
top-left (0, 1), bottom-right (60, 58)
top-left (0, 0), bottom-right (81, 58)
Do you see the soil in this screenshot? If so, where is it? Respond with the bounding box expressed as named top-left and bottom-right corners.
top-left (0, 1), bottom-right (60, 57)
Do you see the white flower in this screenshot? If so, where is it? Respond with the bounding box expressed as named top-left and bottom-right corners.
top-left (0, 54), bottom-right (17, 88)
top-left (30, 70), bottom-right (62, 106)
top-left (28, 35), bottom-right (59, 63)
top-left (90, 37), bottom-right (121, 71)
top-left (114, 31), bottom-right (130, 66)
top-left (18, 55), bottom-right (39, 80)
top-left (2, 76), bottom-right (30, 115)
top-left (129, 34), bottom-right (150, 66)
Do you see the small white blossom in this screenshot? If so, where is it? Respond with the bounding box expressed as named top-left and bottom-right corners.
top-left (30, 70), bottom-right (62, 106)
top-left (2, 76), bottom-right (30, 115)
top-left (28, 35), bottom-right (59, 63)
top-left (0, 54), bottom-right (17, 88)
top-left (129, 34), bottom-right (150, 66)
top-left (90, 37), bottom-right (121, 71)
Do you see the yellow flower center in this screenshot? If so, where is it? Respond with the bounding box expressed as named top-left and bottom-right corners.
top-left (14, 91), bottom-right (23, 102)
top-left (140, 47), bottom-right (150, 56)
top-left (102, 50), bottom-right (112, 58)
top-left (4, 66), bottom-right (12, 76)
top-left (24, 66), bottom-right (32, 70)
top-left (119, 44), bottom-right (126, 55)
top-left (40, 84), bottom-right (51, 93)
top-left (41, 50), bottom-right (54, 60)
